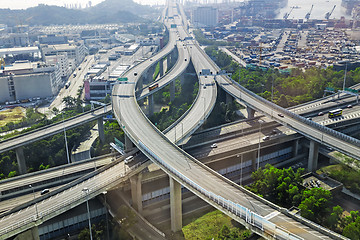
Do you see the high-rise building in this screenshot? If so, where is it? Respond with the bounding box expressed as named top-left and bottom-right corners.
top-left (192, 6), bottom-right (219, 27)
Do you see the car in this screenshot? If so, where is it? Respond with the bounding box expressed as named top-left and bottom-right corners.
top-left (41, 189), bottom-right (50, 195)
top-left (306, 117), bottom-right (312, 121)
top-left (211, 143), bottom-right (217, 148)
top-left (318, 112), bottom-right (324, 116)
top-left (272, 129), bottom-right (279, 134)
top-left (278, 113), bottom-right (284, 118)
top-left (262, 136), bottom-right (270, 141)
top-left (203, 84), bottom-right (207, 89)
top-left (347, 104), bottom-right (352, 108)
top-left (185, 59), bottom-right (187, 61)
top-left (124, 155), bottom-right (134, 164)
top-left (150, 59), bottom-right (152, 61)
top-left (134, 72), bottom-right (138, 76)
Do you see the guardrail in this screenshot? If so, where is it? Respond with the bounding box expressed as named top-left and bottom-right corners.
top-left (226, 77), bottom-right (360, 148)
top-left (138, 140), bottom-right (303, 240)
top-left (0, 152), bottom-right (148, 238)
top-left (0, 104), bottom-right (110, 152)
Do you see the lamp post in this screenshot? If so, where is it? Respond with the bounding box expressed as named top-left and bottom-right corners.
top-left (62, 109), bottom-right (70, 164)
top-left (29, 185), bottom-right (38, 218)
top-left (102, 191), bottom-right (109, 240)
top-left (82, 188), bottom-right (93, 240)
top-left (236, 154), bottom-right (243, 185)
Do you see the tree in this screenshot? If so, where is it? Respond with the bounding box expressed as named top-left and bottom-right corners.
top-left (62, 96), bottom-right (76, 108)
top-left (299, 188), bottom-right (332, 223)
top-left (326, 205), bottom-right (343, 231)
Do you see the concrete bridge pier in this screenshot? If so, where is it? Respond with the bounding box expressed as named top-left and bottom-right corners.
top-left (170, 177), bottom-right (182, 232)
top-left (251, 151), bottom-right (257, 171)
top-left (293, 139), bottom-right (299, 157)
top-left (97, 117), bottom-right (105, 143)
top-left (14, 227), bottom-right (39, 240)
top-left (137, 77), bottom-right (144, 92)
top-left (130, 173), bottom-right (143, 214)
top-left (16, 146), bottom-right (27, 175)
top-left (167, 55), bottom-right (171, 71)
top-left (308, 140), bottom-right (319, 172)
top-left (226, 93), bottom-right (233, 105)
top-left (125, 135), bottom-right (134, 151)
top-left (148, 94), bottom-right (154, 116)
top-left (159, 59), bottom-right (164, 77)
top-left (246, 106), bottom-right (255, 119)
top-left (170, 81), bottom-right (176, 101)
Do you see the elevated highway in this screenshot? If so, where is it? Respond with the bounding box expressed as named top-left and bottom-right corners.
top-left (0, 1), bottom-right (219, 238)
top-left (111, 1), bottom-right (350, 239)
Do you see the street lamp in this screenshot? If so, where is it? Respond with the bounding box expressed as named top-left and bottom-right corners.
top-left (29, 185), bottom-right (39, 218)
top-left (102, 191), bottom-right (109, 240)
top-left (257, 120), bottom-right (264, 170)
top-left (82, 188), bottom-right (93, 240)
top-left (62, 109), bottom-right (70, 164)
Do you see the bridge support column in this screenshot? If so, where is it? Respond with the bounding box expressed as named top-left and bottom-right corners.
top-left (251, 151), bottom-right (257, 171)
top-left (16, 146), bottom-right (27, 175)
top-left (130, 173), bottom-right (143, 214)
top-left (148, 94), bottom-right (154, 116)
top-left (293, 139), bottom-right (299, 157)
top-left (170, 81), bottom-right (175, 101)
top-left (170, 177), bottom-right (182, 232)
top-left (167, 55), bottom-right (171, 71)
top-left (125, 135), bottom-right (134, 151)
top-left (308, 140), bottom-right (319, 172)
top-left (14, 226), bottom-right (39, 240)
top-left (246, 106), bottom-right (255, 119)
top-left (137, 77), bottom-right (143, 91)
top-left (97, 117), bottom-right (105, 143)
top-left (226, 93), bottom-right (233, 104)
top-left (159, 59), bottom-right (164, 77)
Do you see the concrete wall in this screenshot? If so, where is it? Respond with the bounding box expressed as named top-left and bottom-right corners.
top-left (13, 74), bottom-right (53, 100)
top-left (0, 77), bottom-right (11, 102)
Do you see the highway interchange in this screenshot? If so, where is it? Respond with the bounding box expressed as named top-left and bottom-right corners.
top-left (0, 0), bottom-right (359, 239)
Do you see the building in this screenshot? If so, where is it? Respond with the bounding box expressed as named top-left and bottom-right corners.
top-left (38, 34), bottom-right (68, 45)
top-left (193, 6), bottom-right (219, 27)
top-left (0, 33), bottom-right (30, 48)
top-left (0, 61), bottom-right (62, 103)
top-left (45, 53), bottom-right (70, 79)
top-left (84, 65), bottom-right (129, 100)
top-left (41, 42), bottom-right (87, 71)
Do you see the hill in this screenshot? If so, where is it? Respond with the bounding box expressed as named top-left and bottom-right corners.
top-left (0, 0), bottom-right (158, 26)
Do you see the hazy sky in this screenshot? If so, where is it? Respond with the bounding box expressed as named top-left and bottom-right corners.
top-left (0, 0), bottom-right (165, 9)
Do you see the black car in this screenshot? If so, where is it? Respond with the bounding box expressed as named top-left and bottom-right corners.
top-left (41, 189), bottom-right (50, 195)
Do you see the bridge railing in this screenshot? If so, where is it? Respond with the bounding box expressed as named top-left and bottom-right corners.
top-left (138, 140), bottom-right (303, 240)
top-left (227, 77), bottom-right (360, 148)
top-left (0, 157), bottom-right (149, 238)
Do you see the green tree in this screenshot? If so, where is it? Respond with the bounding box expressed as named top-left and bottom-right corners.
top-left (299, 188), bottom-right (332, 223)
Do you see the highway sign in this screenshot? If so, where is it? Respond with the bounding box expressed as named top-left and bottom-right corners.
top-left (117, 77), bottom-right (128, 82)
top-left (114, 137), bottom-right (124, 150)
top-left (345, 88), bottom-right (358, 94)
top-left (325, 87), bottom-right (335, 92)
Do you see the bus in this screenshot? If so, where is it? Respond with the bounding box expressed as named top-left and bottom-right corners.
top-left (148, 83), bottom-right (159, 91)
top-left (328, 109), bottom-right (342, 118)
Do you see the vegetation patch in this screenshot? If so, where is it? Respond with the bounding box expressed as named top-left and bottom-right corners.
top-left (182, 210), bottom-right (251, 240)
top-left (0, 107), bottom-right (25, 127)
top-left (317, 164), bottom-right (360, 195)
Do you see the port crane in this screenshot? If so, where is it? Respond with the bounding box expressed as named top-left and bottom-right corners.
top-left (325, 5), bottom-right (336, 20)
top-left (305, 4), bottom-right (313, 20)
top-left (283, 6), bottom-right (295, 20)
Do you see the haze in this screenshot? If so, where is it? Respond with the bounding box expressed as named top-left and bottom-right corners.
top-left (0, 0), bottom-right (165, 9)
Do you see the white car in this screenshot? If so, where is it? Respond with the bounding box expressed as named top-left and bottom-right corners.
top-left (211, 143), bottom-right (217, 148)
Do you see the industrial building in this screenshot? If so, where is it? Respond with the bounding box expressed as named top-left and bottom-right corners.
top-left (45, 53), bottom-right (70, 78)
top-left (40, 42), bottom-right (87, 71)
top-left (192, 6), bottom-right (219, 27)
top-left (0, 61), bottom-right (62, 103)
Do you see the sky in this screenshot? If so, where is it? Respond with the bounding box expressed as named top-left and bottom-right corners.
top-left (0, 0), bottom-right (166, 9)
